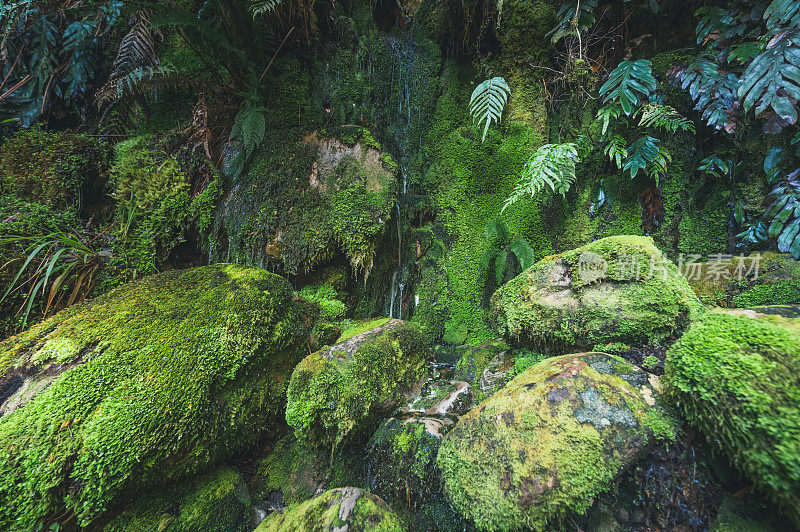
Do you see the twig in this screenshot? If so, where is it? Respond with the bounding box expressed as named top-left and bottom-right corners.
top-left (259, 26), bottom-right (295, 82)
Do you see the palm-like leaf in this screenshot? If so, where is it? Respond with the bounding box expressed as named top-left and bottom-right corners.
top-left (764, 0), bottom-right (800, 31)
top-left (596, 104), bottom-right (622, 136)
top-left (251, 0), bottom-right (283, 16)
top-left (469, 77), bottom-right (511, 142)
top-left (670, 55), bottom-right (740, 132)
top-left (738, 30), bottom-right (800, 125)
top-left (503, 143), bottom-right (579, 211)
top-left (740, 168), bottom-right (800, 258)
top-left (599, 60), bottom-right (657, 115)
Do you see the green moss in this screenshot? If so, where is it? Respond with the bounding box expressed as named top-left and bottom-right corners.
top-left (496, 0), bottom-right (557, 53)
top-left (298, 285), bottom-right (346, 321)
top-left (733, 280), bottom-right (800, 307)
top-left (666, 311), bottom-right (800, 525)
top-left (256, 487), bottom-right (403, 531)
top-left (491, 236), bottom-right (704, 352)
top-left (0, 128), bottom-right (110, 214)
top-left (336, 318), bottom-right (392, 343)
top-left (105, 467), bottom-right (252, 532)
top-left (285, 320), bottom-right (430, 451)
top-left (0, 265), bottom-right (310, 529)
top-left (437, 353), bottom-right (673, 530)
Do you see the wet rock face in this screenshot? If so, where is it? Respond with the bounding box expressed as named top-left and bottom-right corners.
top-left (366, 415), bottom-right (465, 531)
top-left (285, 319), bottom-right (431, 451)
top-left (399, 379), bottom-right (473, 415)
top-left (0, 265), bottom-right (311, 529)
top-left (255, 487), bottom-right (403, 532)
top-left (666, 309), bottom-right (800, 526)
top-left (452, 343), bottom-right (517, 403)
top-left (436, 353), bottom-right (675, 531)
top-left (490, 236), bottom-right (704, 353)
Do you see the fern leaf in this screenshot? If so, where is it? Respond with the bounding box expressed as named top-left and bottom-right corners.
top-left (637, 104), bottom-right (696, 133)
top-left (695, 7), bottom-right (734, 46)
top-left (624, 136), bottom-right (669, 181)
top-left (739, 30), bottom-right (800, 125)
top-left (508, 238), bottom-right (535, 271)
top-left (231, 103), bottom-right (267, 158)
top-left (548, 0), bottom-right (598, 43)
top-left (596, 104), bottom-right (622, 136)
top-left (599, 60), bottom-right (657, 115)
top-left (670, 55), bottom-right (740, 132)
top-left (765, 0), bottom-right (800, 31)
top-left (251, 0), bottom-right (283, 17)
top-left (604, 136), bottom-right (627, 170)
top-left (470, 77), bottom-right (511, 142)
top-left (503, 143), bottom-right (579, 211)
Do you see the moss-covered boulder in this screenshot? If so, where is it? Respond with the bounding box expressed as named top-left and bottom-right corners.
top-left (0, 264), bottom-right (311, 529)
top-left (210, 127), bottom-right (398, 275)
top-left (255, 487), bottom-right (403, 531)
top-left (491, 236), bottom-right (703, 352)
top-left (437, 353), bottom-right (675, 530)
top-left (452, 342), bottom-right (516, 403)
top-left (286, 319), bottom-right (430, 450)
top-left (366, 415), bottom-right (464, 531)
top-left (106, 467), bottom-right (253, 532)
top-left (399, 379), bottom-right (472, 415)
top-left (665, 309), bottom-right (800, 526)
top-left (0, 128), bottom-right (110, 214)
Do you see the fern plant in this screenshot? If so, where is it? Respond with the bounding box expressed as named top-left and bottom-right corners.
top-left (599, 59), bottom-right (657, 115)
top-left (738, 168), bottom-right (800, 258)
top-left (597, 104), bottom-right (622, 136)
top-left (503, 143), bottom-right (579, 211)
top-left (739, 30), bottom-right (800, 125)
top-left (548, 0), bottom-right (598, 44)
top-left (604, 135), bottom-right (627, 169)
top-left (765, 0), bottom-right (800, 30)
top-left (637, 104), bottom-right (696, 133)
top-left (479, 218), bottom-right (535, 286)
top-left (250, 0), bottom-right (283, 16)
top-left (623, 136), bottom-right (671, 183)
top-left (469, 77), bottom-right (511, 142)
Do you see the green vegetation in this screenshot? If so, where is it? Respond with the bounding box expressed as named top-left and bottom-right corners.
top-left (666, 311), bottom-right (800, 525)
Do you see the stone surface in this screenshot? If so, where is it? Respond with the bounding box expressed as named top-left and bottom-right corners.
top-left (437, 352), bottom-right (674, 531)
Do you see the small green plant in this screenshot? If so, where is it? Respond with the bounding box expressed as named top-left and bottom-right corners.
top-left (469, 77), bottom-right (511, 142)
top-left (599, 59), bottom-right (657, 115)
top-left (503, 143), bottom-right (579, 210)
top-left (479, 218), bottom-right (535, 285)
top-left (1, 232), bottom-right (110, 328)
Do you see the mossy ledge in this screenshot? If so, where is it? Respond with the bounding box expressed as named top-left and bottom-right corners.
top-left (0, 264), bottom-right (311, 530)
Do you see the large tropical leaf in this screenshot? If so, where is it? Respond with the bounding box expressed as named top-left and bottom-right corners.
top-left (670, 55), bottom-right (740, 132)
top-left (504, 143), bottom-right (579, 211)
top-left (469, 77), bottom-right (511, 142)
top-left (599, 60), bottom-right (657, 115)
top-left (738, 30), bottom-right (800, 125)
top-left (764, 0), bottom-right (800, 31)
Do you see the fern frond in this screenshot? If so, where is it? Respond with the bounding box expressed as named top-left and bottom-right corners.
top-left (231, 103), bottom-right (267, 159)
top-left (637, 104), bottom-right (696, 133)
top-left (596, 104), bottom-right (622, 136)
top-left (698, 156), bottom-right (731, 180)
top-left (599, 60), bottom-right (657, 115)
top-left (765, 0), bottom-right (800, 31)
top-left (624, 136), bottom-right (670, 182)
top-left (548, 0), bottom-right (598, 43)
top-left (604, 135), bottom-right (627, 170)
top-left (469, 77), bottom-right (511, 142)
top-left (508, 238), bottom-right (535, 271)
top-left (250, 0), bottom-right (283, 17)
top-left (503, 143), bottom-right (579, 211)
top-left (670, 55), bottom-right (740, 132)
top-left (739, 30), bottom-right (800, 126)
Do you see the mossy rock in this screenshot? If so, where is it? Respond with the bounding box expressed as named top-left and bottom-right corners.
top-left (437, 353), bottom-right (675, 531)
top-left (286, 319), bottom-right (430, 451)
top-left (452, 342), bottom-right (516, 403)
top-left (210, 127), bottom-right (398, 276)
top-left (366, 415), bottom-right (465, 531)
top-left (255, 487), bottom-right (403, 531)
top-left (0, 264), bottom-right (312, 529)
top-left (398, 379), bottom-right (473, 416)
top-left (0, 128), bottom-right (110, 215)
top-left (711, 494), bottom-right (788, 532)
top-left (105, 467), bottom-right (253, 532)
top-left (491, 236), bottom-right (704, 352)
top-left (665, 309), bottom-right (800, 526)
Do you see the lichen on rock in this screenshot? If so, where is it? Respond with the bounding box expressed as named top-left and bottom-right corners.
top-left (0, 264), bottom-right (311, 529)
top-left (436, 352), bottom-right (675, 531)
top-left (491, 235), bottom-right (704, 352)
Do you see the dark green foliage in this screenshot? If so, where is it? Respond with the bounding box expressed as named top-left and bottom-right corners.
top-left (739, 169), bottom-right (800, 258)
top-left (623, 136), bottom-right (671, 182)
top-left (549, 0), bottom-right (598, 43)
top-left (739, 30), bottom-right (800, 125)
top-left (765, 0), bottom-right (800, 31)
top-left (599, 60), bottom-right (657, 115)
top-left (666, 312), bottom-right (800, 525)
top-left (479, 218), bottom-right (535, 285)
top-left (504, 142), bottom-right (579, 210)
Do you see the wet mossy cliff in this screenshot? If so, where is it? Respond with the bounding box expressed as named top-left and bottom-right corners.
top-left (0, 264), bottom-right (311, 529)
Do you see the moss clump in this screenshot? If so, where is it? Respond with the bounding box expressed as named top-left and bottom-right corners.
top-left (0, 264), bottom-right (311, 529)
top-left (733, 280), bottom-right (800, 307)
top-left (105, 467), bottom-right (252, 532)
top-left (452, 341), bottom-right (520, 402)
top-left (286, 319), bottom-right (430, 451)
top-left (665, 310), bottom-right (800, 526)
top-left (0, 128), bottom-right (110, 214)
top-left (255, 487), bottom-right (403, 531)
top-left (491, 235), bottom-right (704, 352)
top-left (336, 318), bottom-right (392, 343)
top-left (298, 284), bottom-right (346, 321)
top-left (437, 353), bottom-right (674, 530)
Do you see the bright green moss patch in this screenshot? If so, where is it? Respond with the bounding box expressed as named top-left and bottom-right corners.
top-left (0, 264), bottom-right (310, 529)
top-left (336, 318), bottom-right (392, 343)
top-left (666, 310), bottom-right (800, 525)
top-left (286, 319), bottom-right (430, 451)
top-left (106, 467), bottom-right (252, 532)
top-left (733, 280), bottom-right (800, 307)
top-left (437, 352), bottom-right (673, 530)
top-left (491, 236), bottom-right (704, 352)
top-left (256, 487), bottom-right (403, 532)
